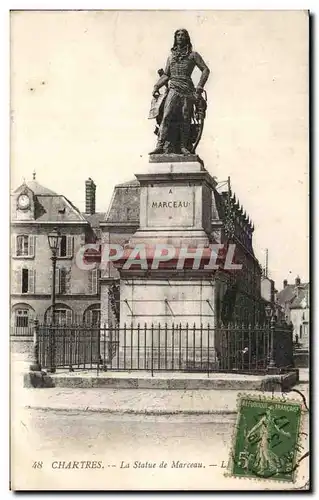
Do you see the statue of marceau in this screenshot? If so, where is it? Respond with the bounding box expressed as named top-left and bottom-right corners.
top-left (149, 29), bottom-right (210, 156)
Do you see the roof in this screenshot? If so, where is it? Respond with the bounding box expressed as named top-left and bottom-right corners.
top-left (33, 195), bottom-right (87, 222)
top-left (115, 179), bottom-right (140, 188)
top-left (12, 177), bottom-right (87, 223)
top-left (277, 283), bottom-right (309, 309)
top-left (83, 212), bottom-right (107, 228)
top-left (106, 179), bottom-right (140, 224)
top-left (14, 180), bottom-right (58, 196)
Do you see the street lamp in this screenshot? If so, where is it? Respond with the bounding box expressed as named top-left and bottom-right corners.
top-left (47, 227), bottom-right (62, 373)
top-left (265, 303), bottom-right (276, 372)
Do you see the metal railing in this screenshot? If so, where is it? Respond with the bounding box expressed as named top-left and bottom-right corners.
top-left (11, 325), bottom-right (34, 337)
top-left (36, 320), bottom-right (294, 376)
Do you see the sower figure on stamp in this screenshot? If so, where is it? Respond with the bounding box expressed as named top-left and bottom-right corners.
top-left (149, 29), bottom-right (210, 155)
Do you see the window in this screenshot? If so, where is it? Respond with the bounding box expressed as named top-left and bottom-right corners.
top-left (53, 267), bottom-right (69, 294)
top-left (15, 309), bottom-right (29, 328)
top-left (15, 235), bottom-right (35, 257)
top-left (60, 236), bottom-right (67, 257)
top-left (88, 269), bottom-right (98, 295)
top-left (83, 306), bottom-right (101, 325)
top-left (16, 236), bottom-right (28, 256)
top-left (56, 309), bottom-right (67, 325)
top-left (12, 306), bottom-right (35, 336)
top-left (92, 309), bottom-right (100, 325)
top-left (57, 236), bottom-right (73, 258)
top-left (45, 306), bottom-right (72, 325)
top-left (19, 267), bottom-right (35, 294)
top-left (59, 268), bottom-right (67, 294)
top-left (22, 268), bottom-right (29, 293)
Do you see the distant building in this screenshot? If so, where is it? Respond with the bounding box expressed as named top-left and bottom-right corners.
top-left (10, 174), bottom-right (105, 334)
top-left (276, 276), bottom-right (309, 348)
top-left (261, 275), bottom-right (276, 303)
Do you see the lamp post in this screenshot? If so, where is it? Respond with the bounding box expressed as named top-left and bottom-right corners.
top-left (47, 227), bottom-right (62, 373)
top-left (265, 303), bottom-right (276, 372)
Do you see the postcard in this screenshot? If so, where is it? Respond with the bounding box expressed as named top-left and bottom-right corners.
top-left (10, 10), bottom-right (309, 491)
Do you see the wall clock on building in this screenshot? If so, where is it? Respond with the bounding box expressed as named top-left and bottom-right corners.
top-left (17, 194), bottom-right (30, 210)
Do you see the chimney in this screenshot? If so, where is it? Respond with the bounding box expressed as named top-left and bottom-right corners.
top-left (295, 275), bottom-right (301, 287)
top-left (85, 178), bottom-right (96, 215)
top-left (283, 279), bottom-right (288, 288)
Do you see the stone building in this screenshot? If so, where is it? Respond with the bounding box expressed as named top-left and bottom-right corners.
top-left (276, 276), bottom-right (309, 348)
top-left (10, 174), bottom-right (104, 334)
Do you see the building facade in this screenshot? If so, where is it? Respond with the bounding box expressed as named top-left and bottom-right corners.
top-left (276, 277), bottom-right (310, 348)
top-left (10, 175), bottom-right (104, 334)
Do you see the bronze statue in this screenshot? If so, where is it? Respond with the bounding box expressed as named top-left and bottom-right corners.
top-left (149, 29), bottom-right (210, 155)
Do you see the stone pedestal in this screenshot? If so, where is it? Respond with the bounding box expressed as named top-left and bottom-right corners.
top-left (130, 158), bottom-right (216, 247)
top-left (115, 156), bottom-right (220, 370)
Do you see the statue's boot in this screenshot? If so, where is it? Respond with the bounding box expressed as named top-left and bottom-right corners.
top-left (149, 146), bottom-right (164, 155)
top-left (180, 146), bottom-right (192, 155)
top-left (180, 120), bottom-right (192, 155)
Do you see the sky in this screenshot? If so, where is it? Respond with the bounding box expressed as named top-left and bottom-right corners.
top-left (10, 10), bottom-right (309, 288)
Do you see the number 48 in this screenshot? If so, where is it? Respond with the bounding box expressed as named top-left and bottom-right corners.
top-left (32, 461), bottom-right (43, 469)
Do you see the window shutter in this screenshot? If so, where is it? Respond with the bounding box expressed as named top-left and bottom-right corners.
top-left (86, 309), bottom-right (93, 324)
top-left (12, 235), bottom-right (16, 257)
top-left (66, 268), bottom-right (71, 293)
top-left (55, 268), bottom-right (60, 294)
top-left (88, 269), bottom-right (92, 295)
top-left (28, 235), bottom-right (35, 257)
top-left (66, 236), bottom-right (74, 258)
top-left (89, 268), bottom-right (98, 295)
top-left (13, 267), bottom-right (22, 294)
top-left (28, 269), bottom-right (35, 293)
top-left (66, 309), bottom-right (72, 325)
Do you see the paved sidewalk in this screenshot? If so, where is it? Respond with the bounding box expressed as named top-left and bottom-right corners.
top-left (20, 382), bottom-right (309, 416)
top-left (12, 358), bottom-right (309, 416)
top-left (299, 368), bottom-right (310, 383)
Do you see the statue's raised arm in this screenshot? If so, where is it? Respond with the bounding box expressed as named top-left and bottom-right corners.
top-left (149, 29), bottom-right (210, 156)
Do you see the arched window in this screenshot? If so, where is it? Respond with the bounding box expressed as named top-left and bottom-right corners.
top-left (44, 304), bottom-right (73, 325)
top-left (11, 303), bottom-right (35, 336)
top-left (83, 304), bottom-right (101, 325)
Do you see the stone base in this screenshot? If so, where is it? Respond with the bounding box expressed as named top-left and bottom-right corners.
top-left (129, 228), bottom-right (212, 247)
top-left (24, 370), bottom-right (54, 388)
top-left (293, 349), bottom-right (309, 368)
top-left (149, 153), bottom-right (202, 164)
top-left (107, 347), bottom-right (219, 372)
top-left (23, 371), bottom-right (299, 391)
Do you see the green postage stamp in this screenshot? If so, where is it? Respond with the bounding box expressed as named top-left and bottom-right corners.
top-left (228, 394), bottom-right (304, 482)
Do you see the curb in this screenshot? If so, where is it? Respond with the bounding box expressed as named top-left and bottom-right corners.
top-left (23, 371), bottom-right (299, 391)
top-left (25, 405), bottom-right (238, 416)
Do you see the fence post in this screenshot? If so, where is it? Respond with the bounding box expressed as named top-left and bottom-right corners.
top-left (29, 318), bottom-right (41, 371)
top-left (267, 315), bottom-right (278, 373)
top-left (69, 327), bottom-right (74, 372)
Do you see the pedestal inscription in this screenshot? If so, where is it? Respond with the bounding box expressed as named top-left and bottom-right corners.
top-left (146, 185), bottom-right (194, 228)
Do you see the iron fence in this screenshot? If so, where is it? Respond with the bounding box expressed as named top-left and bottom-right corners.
top-left (36, 321), bottom-right (294, 375)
